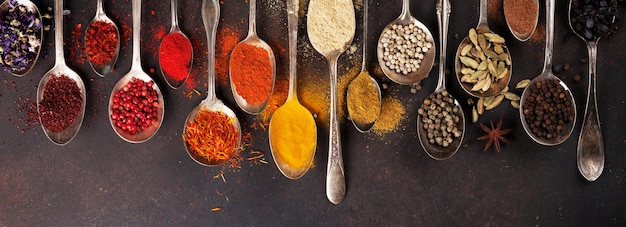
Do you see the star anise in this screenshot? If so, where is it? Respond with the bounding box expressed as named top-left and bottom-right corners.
top-left (477, 119), bottom-right (511, 152)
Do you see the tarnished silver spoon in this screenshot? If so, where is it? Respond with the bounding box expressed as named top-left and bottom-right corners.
top-left (37, 0), bottom-right (86, 145)
top-left (85, 0), bottom-right (120, 76)
top-left (108, 0), bottom-right (164, 143)
top-left (347, 0), bottom-right (381, 133)
top-left (568, 0), bottom-right (616, 181)
top-left (520, 0), bottom-right (576, 146)
top-left (418, 0), bottom-right (465, 160)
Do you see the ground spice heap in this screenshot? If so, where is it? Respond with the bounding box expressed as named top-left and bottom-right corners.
top-left (184, 109), bottom-right (240, 165)
top-left (0, 0), bottom-right (42, 74)
top-left (85, 21), bottom-right (119, 67)
top-left (307, 0), bottom-right (355, 54)
top-left (269, 99), bottom-right (316, 174)
top-left (503, 0), bottom-right (538, 37)
top-left (159, 32), bottom-right (192, 82)
top-left (347, 71), bottom-right (380, 125)
top-left (229, 43), bottom-right (273, 106)
top-left (522, 79), bottom-right (575, 140)
top-left (38, 74), bottom-right (82, 133)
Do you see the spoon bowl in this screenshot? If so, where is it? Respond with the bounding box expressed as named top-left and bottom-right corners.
top-left (229, 0), bottom-right (276, 115)
top-left (183, 0), bottom-right (242, 167)
top-left (85, 0), bottom-right (120, 76)
top-left (503, 0), bottom-right (539, 42)
top-left (109, 0), bottom-right (164, 143)
top-left (376, 0), bottom-right (435, 85)
top-left (159, 0), bottom-right (192, 89)
top-left (348, 0), bottom-right (381, 133)
top-left (0, 0), bottom-right (43, 76)
top-left (454, 0), bottom-right (511, 98)
top-left (520, 0), bottom-right (576, 146)
top-left (568, 0), bottom-right (616, 181)
top-left (417, 0), bottom-right (465, 160)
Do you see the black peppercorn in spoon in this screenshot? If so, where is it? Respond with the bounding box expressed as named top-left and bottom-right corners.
top-left (520, 0), bottom-right (576, 146)
top-left (37, 0), bottom-right (86, 145)
top-left (568, 0), bottom-right (616, 181)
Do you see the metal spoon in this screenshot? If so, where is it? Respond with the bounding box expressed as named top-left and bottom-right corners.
top-left (417, 0), bottom-right (465, 160)
top-left (307, 0), bottom-right (355, 205)
top-left (159, 0), bottom-right (192, 89)
top-left (454, 0), bottom-right (511, 98)
top-left (568, 0), bottom-right (616, 181)
top-left (268, 0), bottom-right (316, 179)
top-left (85, 0), bottom-right (120, 77)
top-left (347, 0), bottom-right (381, 133)
top-left (108, 0), bottom-right (164, 143)
top-left (229, 0), bottom-right (276, 114)
top-left (503, 0), bottom-right (539, 42)
top-left (519, 0), bottom-right (576, 146)
top-left (36, 0), bottom-right (86, 145)
top-left (183, 0), bottom-right (242, 167)
top-left (0, 0), bottom-right (43, 77)
top-left (376, 0), bottom-right (435, 85)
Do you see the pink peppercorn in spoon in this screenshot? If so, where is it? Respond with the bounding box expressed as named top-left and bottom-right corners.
top-left (108, 0), bottom-right (164, 143)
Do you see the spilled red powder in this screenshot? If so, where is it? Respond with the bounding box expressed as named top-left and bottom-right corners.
top-left (68, 23), bottom-right (87, 65)
top-left (215, 25), bottom-right (242, 86)
top-left (185, 36), bottom-right (205, 90)
top-left (118, 21), bottom-right (132, 51)
top-left (258, 77), bottom-right (288, 127)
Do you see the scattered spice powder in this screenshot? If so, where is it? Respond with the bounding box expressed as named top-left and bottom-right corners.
top-left (372, 95), bottom-right (406, 136)
top-left (504, 0), bottom-right (538, 37)
top-left (85, 20), bottom-right (119, 67)
top-left (69, 23), bottom-right (87, 65)
top-left (216, 25), bottom-right (243, 86)
top-left (229, 43), bottom-right (274, 105)
top-left (38, 74), bottom-right (82, 133)
top-left (159, 32), bottom-right (193, 82)
top-left (347, 71), bottom-right (380, 125)
top-left (183, 109), bottom-right (239, 165)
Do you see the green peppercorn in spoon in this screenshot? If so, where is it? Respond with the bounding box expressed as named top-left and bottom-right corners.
top-left (37, 0), bottom-right (86, 145)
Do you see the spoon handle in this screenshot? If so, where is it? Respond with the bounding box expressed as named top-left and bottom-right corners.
top-left (202, 0), bottom-right (220, 101)
top-left (477, 0), bottom-right (488, 28)
top-left (327, 56), bottom-right (345, 205)
top-left (577, 41), bottom-right (604, 181)
top-left (360, 0), bottom-right (367, 71)
top-left (131, 0), bottom-right (142, 71)
top-left (248, 0), bottom-right (257, 37)
top-left (171, 0), bottom-right (179, 30)
top-left (436, 0), bottom-right (450, 90)
top-left (286, 0), bottom-right (297, 100)
top-left (543, 0), bottom-right (555, 74)
top-left (54, 0), bottom-right (65, 66)
top-left (96, 0), bottom-right (104, 16)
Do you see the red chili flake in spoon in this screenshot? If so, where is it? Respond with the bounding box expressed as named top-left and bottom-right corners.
top-left (85, 21), bottom-right (119, 66)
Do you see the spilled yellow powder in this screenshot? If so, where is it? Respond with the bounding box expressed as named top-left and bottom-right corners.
top-left (372, 95), bottom-right (406, 136)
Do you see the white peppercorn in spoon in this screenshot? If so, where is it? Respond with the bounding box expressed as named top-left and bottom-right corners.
top-left (519, 0), bottom-right (576, 146)
top-left (37, 0), bottom-right (86, 145)
top-left (417, 0), bottom-right (465, 160)
top-left (568, 0), bottom-right (617, 181)
top-left (376, 0), bottom-right (435, 85)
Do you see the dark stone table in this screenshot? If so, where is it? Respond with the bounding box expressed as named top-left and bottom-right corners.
top-left (1, 0), bottom-right (625, 225)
